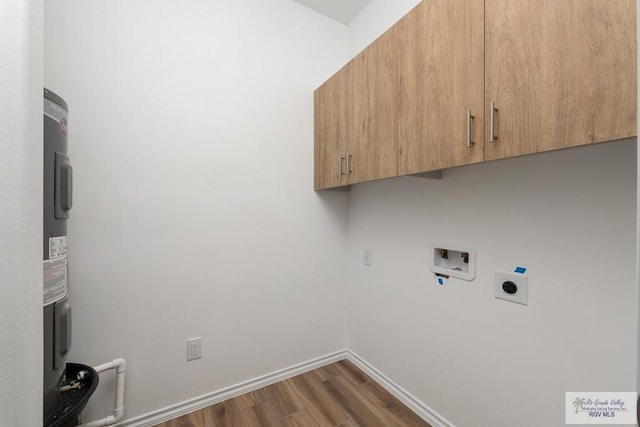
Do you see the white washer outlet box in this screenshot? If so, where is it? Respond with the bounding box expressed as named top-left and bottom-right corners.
top-left (431, 244), bottom-right (475, 280)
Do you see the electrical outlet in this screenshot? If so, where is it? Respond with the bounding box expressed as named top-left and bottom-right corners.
top-left (495, 272), bottom-right (528, 305)
top-left (363, 249), bottom-right (372, 266)
top-left (186, 337), bottom-right (202, 361)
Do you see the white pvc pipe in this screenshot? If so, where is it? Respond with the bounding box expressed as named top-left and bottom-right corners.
top-left (78, 358), bottom-right (126, 427)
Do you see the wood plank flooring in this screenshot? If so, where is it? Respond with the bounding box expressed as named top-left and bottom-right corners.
top-left (153, 360), bottom-right (431, 427)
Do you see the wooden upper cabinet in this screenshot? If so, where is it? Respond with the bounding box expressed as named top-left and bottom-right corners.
top-left (314, 64), bottom-right (353, 190)
top-left (485, 0), bottom-right (637, 161)
top-left (315, 0), bottom-right (637, 189)
top-left (314, 28), bottom-right (397, 189)
top-left (352, 25), bottom-right (398, 184)
top-left (397, 0), bottom-right (485, 175)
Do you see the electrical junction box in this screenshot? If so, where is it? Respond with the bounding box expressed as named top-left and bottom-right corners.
top-left (495, 271), bottom-right (528, 305)
top-left (431, 244), bottom-right (475, 280)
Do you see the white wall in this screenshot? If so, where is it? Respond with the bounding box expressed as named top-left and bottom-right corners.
top-left (347, 2), bottom-right (637, 426)
top-left (348, 0), bottom-right (420, 54)
top-left (347, 141), bottom-right (637, 427)
top-left (44, 0), bottom-right (350, 421)
top-left (0, 0), bottom-right (43, 425)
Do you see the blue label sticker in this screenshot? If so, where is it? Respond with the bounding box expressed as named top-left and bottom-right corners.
top-left (437, 278), bottom-right (444, 286)
top-left (514, 266), bottom-right (527, 274)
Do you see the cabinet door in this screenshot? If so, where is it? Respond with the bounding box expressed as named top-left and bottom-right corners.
top-left (314, 65), bottom-right (353, 190)
top-left (397, 0), bottom-right (485, 175)
top-left (351, 26), bottom-right (398, 184)
top-left (486, 0), bottom-right (637, 161)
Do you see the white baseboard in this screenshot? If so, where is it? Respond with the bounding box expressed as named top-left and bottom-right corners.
top-left (345, 350), bottom-right (455, 427)
top-left (114, 348), bottom-right (454, 427)
top-left (115, 349), bottom-right (348, 427)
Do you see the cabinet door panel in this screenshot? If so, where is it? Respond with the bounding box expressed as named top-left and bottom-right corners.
top-left (398, 0), bottom-right (485, 175)
top-left (352, 26), bottom-right (398, 184)
top-left (314, 66), bottom-right (352, 190)
top-left (486, 0), bottom-right (637, 161)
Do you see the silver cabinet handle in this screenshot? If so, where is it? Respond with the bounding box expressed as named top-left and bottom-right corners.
top-left (346, 152), bottom-right (353, 174)
top-left (339, 154), bottom-right (345, 175)
top-left (489, 101), bottom-right (498, 144)
top-left (466, 109), bottom-right (475, 148)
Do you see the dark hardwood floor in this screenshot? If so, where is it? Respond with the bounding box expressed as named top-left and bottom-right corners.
top-left (153, 360), bottom-right (431, 427)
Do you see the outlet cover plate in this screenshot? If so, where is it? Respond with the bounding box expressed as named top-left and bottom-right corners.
top-left (363, 249), bottom-right (372, 266)
top-left (495, 271), bottom-right (528, 305)
top-left (187, 337), bottom-right (202, 361)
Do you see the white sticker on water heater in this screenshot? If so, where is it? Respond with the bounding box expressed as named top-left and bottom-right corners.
top-left (44, 236), bottom-right (68, 307)
top-left (43, 255), bottom-right (67, 307)
top-left (48, 236), bottom-right (68, 259)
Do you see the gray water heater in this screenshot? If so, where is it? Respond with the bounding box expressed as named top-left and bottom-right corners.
top-left (43, 88), bottom-right (73, 422)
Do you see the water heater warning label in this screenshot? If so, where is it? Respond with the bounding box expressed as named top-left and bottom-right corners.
top-left (44, 236), bottom-right (68, 306)
top-left (44, 256), bottom-right (67, 306)
top-left (49, 236), bottom-right (68, 259)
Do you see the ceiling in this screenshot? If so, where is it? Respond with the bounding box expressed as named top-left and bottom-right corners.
top-left (293, 0), bottom-right (371, 25)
